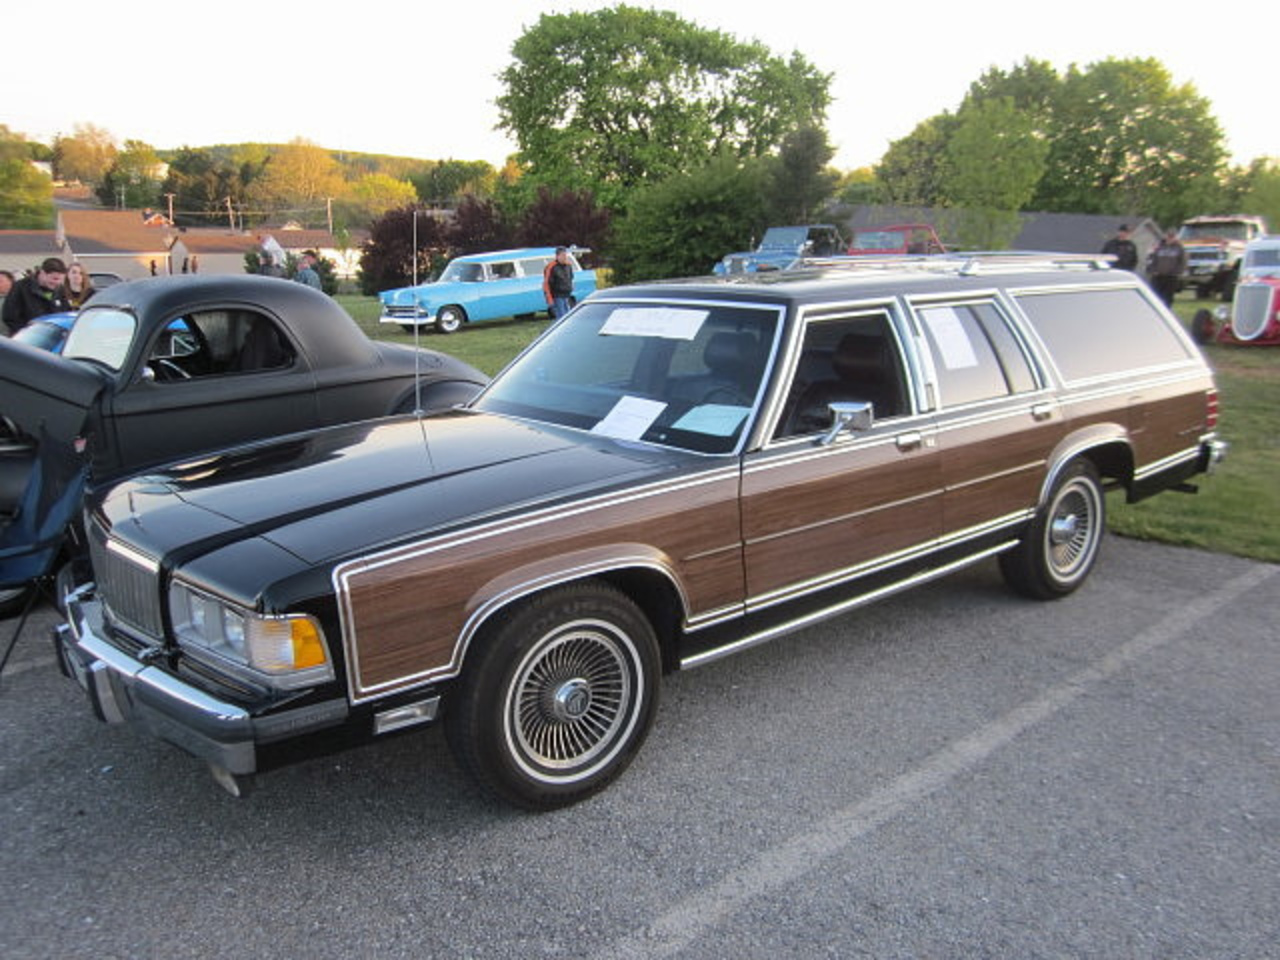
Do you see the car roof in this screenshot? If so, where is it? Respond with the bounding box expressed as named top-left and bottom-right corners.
top-left (82, 274), bottom-right (379, 368)
top-left (450, 248), bottom-right (560, 263)
top-left (593, 253), bottom-right (1132, 307)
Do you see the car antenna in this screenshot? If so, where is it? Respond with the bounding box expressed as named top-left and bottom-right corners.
top-left (411, 210), bottom-right (422, 416)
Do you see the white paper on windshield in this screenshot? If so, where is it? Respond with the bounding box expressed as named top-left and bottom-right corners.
top-left (673, 404), bottom-right (749, 437)
top-left (591, 396), bottom-right (667, 441)
top-left (600, 307), bottom-right (707, 340)
top-left (921, 306), bottom-right (978, 369)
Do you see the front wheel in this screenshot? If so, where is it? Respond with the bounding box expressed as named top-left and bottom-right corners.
top-left (435, 306), bottom-right (465, 334)
top-left (1000, 459), bottom-right (1105, 600)
top-left (1190, 308), bottom-right (1217, 345)
top-left (446, 582), bottom-right (660, 810)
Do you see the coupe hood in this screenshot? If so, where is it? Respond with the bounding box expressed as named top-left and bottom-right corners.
top-left (99, 411), bottom-right (685, 568)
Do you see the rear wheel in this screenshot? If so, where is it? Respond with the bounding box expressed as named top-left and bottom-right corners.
top-left (435, 306), bottom-right (465, 334)
top-left (446, 582), bottom-right (660, 809)
top-left (1000, 459), bottom-right (1105, 600)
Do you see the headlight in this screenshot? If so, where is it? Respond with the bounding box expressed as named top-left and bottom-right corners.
top-left (169, 582), bottom-right (334, 689)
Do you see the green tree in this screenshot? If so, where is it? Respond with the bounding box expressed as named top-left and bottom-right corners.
top-left (766, 124), bottom-right (840, 224)
top-left (343, 172), bottom-right (418, 225)
top-left (52, 123), bottom-right (117, 184)
top-left (942, 98), bottom-right (1049, 249)
top-left (1033, 58), bottom-right (1226, 223)
top-left (410, 160), bottom-right (497, 205)
top-left (875, 113), bottom-right (959, 206)
top-left (611, 153), bottom-right (772, 283)
top-left (446, 195), bottom-right (513, 255)
top-left (498, 5), bottom-right (830, 209)
top-left (162, 146), bottom-right (249, 226)
top-left (837, 167), bottom-right (882, 206)
top-left (0, 125), bottom-right (54, 228)
top-left (248, 139), bottom-right (348, 226)
top-left (1239, 158), bottom-right (1280, 229)
top-left (95, 139), bottom-right (163, 209)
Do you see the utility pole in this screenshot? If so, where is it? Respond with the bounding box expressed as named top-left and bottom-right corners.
top-left (226, 197), bottom-right (235, 231)
top-left (326, 197), bottom-right (333, 235)
top-left (165, 192), bottom-right (175, 223)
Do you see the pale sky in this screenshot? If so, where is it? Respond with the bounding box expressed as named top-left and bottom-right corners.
top-left (3, 0), bottom-right (1272, 171)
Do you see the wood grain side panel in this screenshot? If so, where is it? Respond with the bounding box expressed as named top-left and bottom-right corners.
top-left (338, 474), bottom-right (743, 697)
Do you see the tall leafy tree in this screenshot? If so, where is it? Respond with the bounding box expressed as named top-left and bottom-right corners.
top-left (942, 98), bottom-right (1049, 248)
top-left (766, 124), bottom-right (840, 224)
top-left (498, 5), bottom-right (830, 209)
top-left (0, 125), bottom-right (54, 228)
top-left (875, 113), bottom-right (959, 206)
top-left (358, 205), bottom-right (448, 294)
top-left (344, 172), bottom-right (418, 225)
top-left (1033, 58), bottom-right (1226, 223)
top-left (95, 139), bottom-right (163, 209)
top-left (52, 123), bottom-right (117, 184)
top-left (1238, 158), bottom-right (1280, 229)
top-left (248, 139), bottom-right (348, 226)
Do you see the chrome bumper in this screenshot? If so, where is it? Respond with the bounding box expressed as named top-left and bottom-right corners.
top-left (55, 592), bottom-right (347, 778)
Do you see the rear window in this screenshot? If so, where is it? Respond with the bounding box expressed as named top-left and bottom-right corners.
top-left (1014, 288), bottom-right (1192, 381)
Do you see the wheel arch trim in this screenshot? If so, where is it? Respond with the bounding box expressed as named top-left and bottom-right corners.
top-left (1040, 425), bottom-right (1133, 503)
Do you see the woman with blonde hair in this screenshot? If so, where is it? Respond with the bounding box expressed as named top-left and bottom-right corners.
top-left (62, 262), bottom-right (96, 309)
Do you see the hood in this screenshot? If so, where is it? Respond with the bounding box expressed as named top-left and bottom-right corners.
top-left (98, 411), bottom-right (683, 571)
top-left (0, 338), bottom-right (108, 444)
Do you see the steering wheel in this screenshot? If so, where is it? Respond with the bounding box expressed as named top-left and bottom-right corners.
top-left (153, 358), bottom-right (191, 381)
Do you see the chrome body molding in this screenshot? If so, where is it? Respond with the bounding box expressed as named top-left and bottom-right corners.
top-left (742, 509), bottom-right (1031, 616)
top-left (681, 541), bottom-right (1016, 670)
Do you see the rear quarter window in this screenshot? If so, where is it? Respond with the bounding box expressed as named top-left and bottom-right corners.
top-left (1014, 287), bottom-right (1193, 381)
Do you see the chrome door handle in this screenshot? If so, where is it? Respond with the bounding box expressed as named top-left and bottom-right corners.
top-left (1031, 402), bottom-right (1054, 421)
top-left (896, 431), bottom-right (923, 451)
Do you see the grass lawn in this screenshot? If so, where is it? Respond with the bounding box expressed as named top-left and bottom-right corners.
top-left (335, 292), bottom-right (1278, 563)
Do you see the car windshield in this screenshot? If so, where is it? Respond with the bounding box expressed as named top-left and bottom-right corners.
top-left (474, 299), bottom-right (780, 455)
top-left (853, 230), bottom-right (907, 251)
top-left (439, 261), bottom-right (485, 283)
top-left (62, 306), bottom-right (137, 370)
top-left (1180, 222), bottom-right (1250, 241)
top-left (12, 319), bottom-right (69, 352)
top-left (1245, 248), bottom-right (1280, 270)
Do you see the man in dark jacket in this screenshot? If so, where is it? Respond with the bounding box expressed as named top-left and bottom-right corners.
top-left (3, 258), bottom-right (70, 335)
top-left (542, 247), bottom-right (575, 319)
top-left (1101, 224), bottom-right (1139, 272)
top-left (1147, 230), bottom-right (1187, 306)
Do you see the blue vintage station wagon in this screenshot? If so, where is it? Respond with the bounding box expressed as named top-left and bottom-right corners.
top-left (379, 247), bottom-right (597, 334)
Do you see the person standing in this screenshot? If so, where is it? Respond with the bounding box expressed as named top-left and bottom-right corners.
top-left (294, 253), bottom-right (322, 291)
top-left (542, 247), bottom-right (575, 319)
top-left (62, 262), bottom-right (96, 309)
top-left (3, 258), bottom-right (70, 335)
top-left (1101, 224), bottom-right (1138, 272)
top-left (0, 270), bottom-right (14, 305)
top-left (1148, 229), bottom-right (1187, 306)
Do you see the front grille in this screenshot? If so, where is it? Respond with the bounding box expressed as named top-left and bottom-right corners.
top-left (384, 305), bottom-right (426, 320)
top-left (89, 528), bottom-right (164, 638)
top-left (1232, 283), bottom-right (1273, 341)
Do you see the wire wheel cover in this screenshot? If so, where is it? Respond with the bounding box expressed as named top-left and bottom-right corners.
top-left (1047, 480), bottom-right (1099, 579)
top-left (507, 621), bottom-right (637, 777)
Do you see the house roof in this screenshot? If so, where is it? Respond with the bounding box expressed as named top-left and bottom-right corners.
top-left (59, 209), bottom-right (175, 254)
top-left (0, 230), bottom-right (59, 258)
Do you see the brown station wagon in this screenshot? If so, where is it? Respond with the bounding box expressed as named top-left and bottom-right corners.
top-left (56, 254), bottom-right (1226, 809)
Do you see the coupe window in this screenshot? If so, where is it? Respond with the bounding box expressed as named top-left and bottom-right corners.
top-left (475, 300), bottom-right (779, 454)
top-left (146, 310), bottom-right (294, 381)
top-left (63, 307), bottom-right (138, 371)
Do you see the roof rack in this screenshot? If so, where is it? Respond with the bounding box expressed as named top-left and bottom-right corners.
top-left (790, 251), bottom-right (1117, 276)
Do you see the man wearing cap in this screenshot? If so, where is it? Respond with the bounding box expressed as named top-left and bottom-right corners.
top-left (3, 257), bottom-right (71, 335)
top-left (1101, 225), bottom-right (1139, 272)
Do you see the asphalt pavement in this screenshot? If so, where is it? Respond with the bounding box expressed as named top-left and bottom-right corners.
top-left (1, 535), bottom-right (1276, 959)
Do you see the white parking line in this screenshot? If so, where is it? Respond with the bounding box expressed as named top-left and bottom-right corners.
top-left (598, 564), bottom-right (1278, 960)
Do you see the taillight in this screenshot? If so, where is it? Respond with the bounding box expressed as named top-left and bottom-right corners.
top-left (1206, 388), bottom-right (1220, 429)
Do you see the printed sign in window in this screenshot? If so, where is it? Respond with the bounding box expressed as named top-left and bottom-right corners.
top-left (600, 307), bottom-right (708, 340)
top-left (591, 396), bottom-right (667, 441)
top-left (921, 306), bottom-right (978, 369)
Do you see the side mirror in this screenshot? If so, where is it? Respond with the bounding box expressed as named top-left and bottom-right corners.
top-left (820, 401), bottom-right (874, 445)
